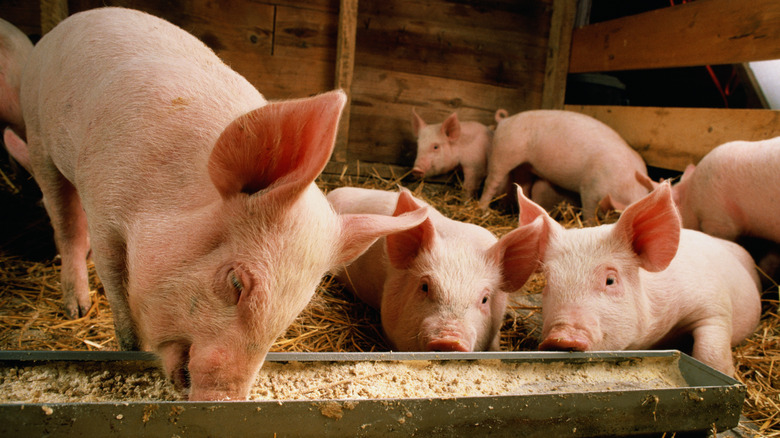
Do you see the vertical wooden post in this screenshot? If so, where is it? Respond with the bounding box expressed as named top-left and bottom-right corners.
top-left (40, 0), bottom-right (68, 34)
top-left (333, 0), bottom-right (358, 163)
top-left (540, 0), bottom-right (577, 109)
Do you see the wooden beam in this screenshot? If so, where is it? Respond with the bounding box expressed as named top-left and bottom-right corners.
top-left (569, 0), bottom-right (780, 73)
top-left (565, 105), bottom-right (780, 171)
top-left (40, 0), bottom-right (67, 34)
top-left (333, 0), bottom-right (358, 163)
top-left (541, 0), bottom-right (577, 109)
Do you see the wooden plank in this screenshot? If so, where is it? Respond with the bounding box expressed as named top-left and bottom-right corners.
top-left (332, 0), bottom-right (358, 163)
top-left (355, 0), bottom-right (551, 88)
top-left (569, 0), bottom-right (780, 73)
top-left (273, 5), bottom-right (338, 61)
top-left (347, 66), bottom-right (538, 167)
top-left (39, 0), bottom-right (67, 34)
top-left (565, 105), bottom-right (780, 171)
top-left (540, 0), bottom-right (577, 109)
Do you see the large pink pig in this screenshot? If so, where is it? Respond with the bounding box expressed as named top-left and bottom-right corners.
top-left (509, 183), bottom-right (761, 376)
top-left (19, 7), bottom-right (428, 401)
top-left (328, 186), bottom-right (539, 352)
top-left (478, 110), bottom-right (652, 216)
top-left (672, 136), bottom-right (780, 243)
top-left (0, 17), bottom-right (33, 137)
top-left (411, 109), bottom-right (493, 198)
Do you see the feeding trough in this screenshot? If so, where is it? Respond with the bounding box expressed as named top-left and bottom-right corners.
top-left (0, 350), bottom-right (745, 437)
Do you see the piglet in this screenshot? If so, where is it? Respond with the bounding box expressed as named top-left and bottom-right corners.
top-left (511, 183), bottom-right (761, 376)
top-left (672, 136), bottom-right (780, 243)
top-left (411, 109), bottom-right (493, 198)
top-left (328, 186), bottom-right (537, 352)
top-left (19, 7), bottom-right (428, 401)
top-left (0, 18), bottom-right (32, 137)
top-left (478, 110), bottom-right (652, 216)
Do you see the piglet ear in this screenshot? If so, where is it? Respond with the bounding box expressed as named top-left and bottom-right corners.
top-left (385, 189), bottom-right (436, 269)
top-left (335, 204), bottom-right (429, 266)
top-left (612, 182), bottom-right (681, 272)
top-left (411, 108), bottom-right (426, 137)
top-left (516, 184), bottom-right (547, 226)
top-left (441, 113), bottom-right (461, 142)
top-left (208, 90), bottom-right (347, 202)
top-left (488, 216), bottom-right (550, 292)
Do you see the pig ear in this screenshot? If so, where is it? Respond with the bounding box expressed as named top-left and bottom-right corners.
top-left (441, 113), bottom-right (461, 142)
top-left (634, 171), bottom-right (658, 192)
top-left (208, 90), bottom-right (347, 202)
top-left (386, 189), bottom-right (436, 269)
top-left (516, 184), bottom-right (547, 226)
top-left (335, 206), bottom-right (430, 266)
top-left (598, 194), bottom-right (626, 213)
top-left (411, 108), bottom-right (426, 137)
top-left (488, 216), bottom-right (550, 292)
top-left (612, 183), bottom-right (681, 272)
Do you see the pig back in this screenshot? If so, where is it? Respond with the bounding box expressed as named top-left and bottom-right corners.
top-left (21, 7), bottom-right (265, 213)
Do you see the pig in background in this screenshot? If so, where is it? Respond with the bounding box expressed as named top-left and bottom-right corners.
top-left (478, 109), bottom-right (655, 218)
top-left (411, 109), bottom-right (493, 199)
top-left (672, 136), bottom-right (780, 243)
top-left (509, 183), bottom-right (761, 376)
top-left (0, 17), bottom-right (32, 138)
top-left (328, 186), bottom-right (540, 352)
top-left (18, 7), bottom-right (428, 401)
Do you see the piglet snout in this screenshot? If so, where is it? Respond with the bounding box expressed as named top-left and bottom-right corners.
top-left (427, 336), bottom-right (470, 352)
top-left (539, 328), bottom-right (590, 351)
top-left (411, 167), bottom-right (426, 178)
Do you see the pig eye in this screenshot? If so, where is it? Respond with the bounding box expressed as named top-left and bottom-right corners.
top-left (226, 269), bottom-right (245, 304)
top-left (481, 296), bottom-right (489, 304)
top-left (605, 275), bottom-right (616, 286)
top-left (432, 144), bottom-right (439, 151)
top-left (420, 281), bottom-right (429, 293)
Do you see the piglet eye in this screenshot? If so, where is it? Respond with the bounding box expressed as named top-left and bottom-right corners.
top-left (227, 269), bottom-right (245, 303)
top-left (420, 281), bottom-right (429, 293)
top-left (606, 276), bottom-right (616, 286)
top-left (432, 144), bottom-right (439, 150)
top-left (481, 296), bottom-right (489, 304)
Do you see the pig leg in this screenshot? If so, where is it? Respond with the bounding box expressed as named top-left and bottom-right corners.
top-left (461, 167), bottom-right (484, 200)
top-left (690, 321), bottom-right (735, 376)
top-left (33, 158), bottom-right (92, 319)
top-left (89, 229), bottom-right (140, 350)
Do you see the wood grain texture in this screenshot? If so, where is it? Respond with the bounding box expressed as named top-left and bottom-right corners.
top-left (565, 105), bottom-right (780, 171)
top-left (569, 0), bottom-right (780, 73)
top-left (333, 0), bottom-right (359, 163)
top-left (541, 0), bottom-right (577, 109)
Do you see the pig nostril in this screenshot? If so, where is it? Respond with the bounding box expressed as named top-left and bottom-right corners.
top-left (539, 337), bottom-right (588, 352)
top-left (426, 338), bottom-right (469, 352)
top-left (411, 168), bottom-right (425, 178)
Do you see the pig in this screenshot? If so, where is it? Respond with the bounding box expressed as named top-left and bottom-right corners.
top-left (671, 136), bottom-right (780, 243)
top-left (4, 127), bottom-right (30, 171)
top-left (19, 7), bottom-right (428, 401)
top-left (509, 183), bottom-right (761, 376)
top-left (0, 17), bottom-right (32, 137)
top-left (411, 109), bottom-right (493, 198)
top-left (478, 110), bottom-right (653, 217)
top-left (327, 186), bottom-right (539, 352)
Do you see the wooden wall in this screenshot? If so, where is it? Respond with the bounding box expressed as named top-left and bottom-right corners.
top-left (566, 0), bottom-right (780, 172)
top-left (1, 0), bottom-right (559, 176)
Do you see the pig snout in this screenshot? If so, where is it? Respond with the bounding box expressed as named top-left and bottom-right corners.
top-left (426, 333), bottom-right (470, 352)
top-left (539, 328), bottom-right (591, 351)
top-left (411, 167), bottom-right (426, 178)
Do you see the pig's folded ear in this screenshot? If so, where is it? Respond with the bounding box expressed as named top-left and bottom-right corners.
top-left (334, 207), bottom-right (429, 267)
top-left (382, 189), bottom-right (436, 269)
top-left (612, 183), bottom-right (681, 272)
top-left (488, 216), bottom-right (549, 292)
top-left (516, 184), bottom-right (547, 226)
top-left (208, 90), bottom-right (347, 202)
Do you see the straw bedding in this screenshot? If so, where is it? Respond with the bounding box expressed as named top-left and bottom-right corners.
top-left (0, 164), bottom-right (777, 436)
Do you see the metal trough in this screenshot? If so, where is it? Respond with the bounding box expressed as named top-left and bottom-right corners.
top-left (0, 350), bottom-right (745, 437)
